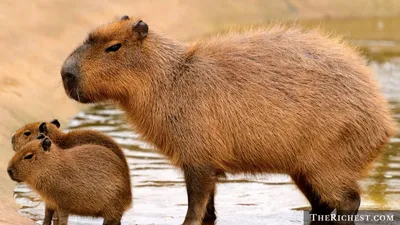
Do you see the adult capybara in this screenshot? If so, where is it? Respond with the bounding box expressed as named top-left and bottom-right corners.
top-left (12, 119), bottom-right (126, 161)
top-left (11, 120), bottom-right (130, 224)
top-left (7, 136), bottom-right (132, 225)
top-left (60, 16), bottom-right (396, 225)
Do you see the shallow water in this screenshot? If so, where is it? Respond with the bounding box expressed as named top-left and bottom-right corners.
top-left (14, 47), bottom-right (400, 225)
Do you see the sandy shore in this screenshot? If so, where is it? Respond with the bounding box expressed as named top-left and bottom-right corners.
top-left (1, 0), bottom-right (400, 224)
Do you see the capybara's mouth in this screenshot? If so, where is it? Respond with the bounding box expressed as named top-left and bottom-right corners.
top-left (61, 65), bottom-right (91, 103)
top-left (66, 88), bottom-right (91, 103)
top-left (7, 171), bottom-right (20, 182)
top-left (10, 176), bottom-right (21, 182)
top-left (63, 82), bottom-right (91, 103)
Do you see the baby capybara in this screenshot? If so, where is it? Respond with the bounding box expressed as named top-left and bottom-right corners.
top-left (7, 136), bottom-right (132, 225)
top-left (12, 119), bottom-right (130, 224)
top-left (12, 119), bottom-right (126, 161)
top-left (60, 16), bottom-right (396, 225)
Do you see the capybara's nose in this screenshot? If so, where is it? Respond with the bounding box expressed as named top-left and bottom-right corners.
top-left (11, 134), bottom-right (15, 146)
top-left (61, 57), bottom-right (79, 85)
top-left (61, 67), bottom-right (77, 83)
top-left (62, 71), bottom-right (76, 82)
top-left (7, 168), bottom-right (13, 177)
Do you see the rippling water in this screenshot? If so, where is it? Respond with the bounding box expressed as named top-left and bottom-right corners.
top-left (14, 58), bottom-right (400, 225)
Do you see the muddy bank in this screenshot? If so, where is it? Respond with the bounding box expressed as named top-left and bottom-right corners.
top-left (1, 0), bottom-right (400, 224)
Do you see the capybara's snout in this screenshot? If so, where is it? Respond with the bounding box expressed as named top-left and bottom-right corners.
top-left (7, 166), bottom-right (18, 182)
top-left (61, 57), bottom-right (79, 92)
top-left (61, 56), bottom-right (91, 103)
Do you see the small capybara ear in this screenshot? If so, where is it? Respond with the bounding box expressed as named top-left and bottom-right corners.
top-left (132, 20), bottom-right (148, 40)
top-left (51, 119), bottom-right (60, 128)
top-left (36, 133), bottom-right (45, 139)
top-left (121, 15), bottom-right (130, 21)
top-left (38, 122), bottom-right (48, 134)
top-left (40, 137), bottom-right (51, 151)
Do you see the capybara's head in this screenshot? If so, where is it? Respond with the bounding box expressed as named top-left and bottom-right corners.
top-left (12, 119), bottom-right (61, 151)
top-left (61, 15), bottom-right (155, 104)
top-left (7, 136), bottom-right (53, 183)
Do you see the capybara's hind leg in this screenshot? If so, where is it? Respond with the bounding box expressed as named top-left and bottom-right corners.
top-left (182, 165), bottom-right (217, 225)
top-left (56, 210), bottom-right (68, 225)
top-left (42, 206), bottom-right (55, 225)
top-left (336, 187), bottom-right (361, 216)
top-left (291, 173), bottom-right (334, 215)
top-left (310, 174), bottom-right (360, 225)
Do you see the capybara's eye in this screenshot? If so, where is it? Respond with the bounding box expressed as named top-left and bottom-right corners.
top-left (23, 131), bottom-right (31, 136)
top-left (24, 153), bottom-right (34, 160)
top-left (105, 44), bottom-right (121, 53)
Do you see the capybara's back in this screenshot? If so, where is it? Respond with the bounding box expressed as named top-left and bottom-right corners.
top-left (60, 18), bottom-right (397, 224)
top-left (171, 26), bottom-right (395, 173)
top-left (200, 27), bottom-right (395, 169)
top-left (55, 144), bottom-right (132, 217)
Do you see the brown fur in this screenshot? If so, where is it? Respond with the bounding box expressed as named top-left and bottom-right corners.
top-left (61, 17), bottom-right (397, 225)
top-left (12, 120), bottom-right (126, 162)
top-left (7, 137), bottom-right (132, 225)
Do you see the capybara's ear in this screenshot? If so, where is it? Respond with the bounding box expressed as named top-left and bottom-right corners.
top-left (36, 134), bottom-right (45, 140)
top-left (121, 15), bottom-right (130, 21)
top-left (132, 20), bottom-right (148, 40)
top-left (38, 122), bottom-right (48, 134)
top-left (51, 119), bottom-right (61, 128)
top-left (40, 137), bottom-right (51, 151)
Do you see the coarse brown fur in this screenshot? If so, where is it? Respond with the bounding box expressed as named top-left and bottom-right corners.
top-left (7, 137), bottom-right (132, 225)
top-left (12, 120), bottom-right (127, 162)
top-left (61, 16), bottom-right (397, 225)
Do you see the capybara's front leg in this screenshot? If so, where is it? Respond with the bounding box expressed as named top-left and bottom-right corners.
top-left (203, 188), bottom-right (217, 223)
top-left (42, 206), bottom-right (54, 225)
top-left (56, 210), bottom-right (69, 225)
top-left (182, 165), bottom-right (217, 225)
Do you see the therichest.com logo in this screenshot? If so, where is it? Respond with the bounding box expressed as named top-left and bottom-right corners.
top-left (304, 210), bottom-right (400, 224)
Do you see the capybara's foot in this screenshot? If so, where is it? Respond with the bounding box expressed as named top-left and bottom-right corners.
top-left (202, 212), bottom-right (217, 223)
top-left (311, 201), bottom-right (335, 215)
top-left (103, 219), bottom-right (121, 225)
top-left (202, 220), bottom-right (216, 225)
top-left (183, 221), bottom-right (201, 225)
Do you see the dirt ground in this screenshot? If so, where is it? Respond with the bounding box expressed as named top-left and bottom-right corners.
top-left (1, 0), bottom-right (400, 224)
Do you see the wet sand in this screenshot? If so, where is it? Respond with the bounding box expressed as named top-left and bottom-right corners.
top-left (2, 0), bottom-right (400, 224)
